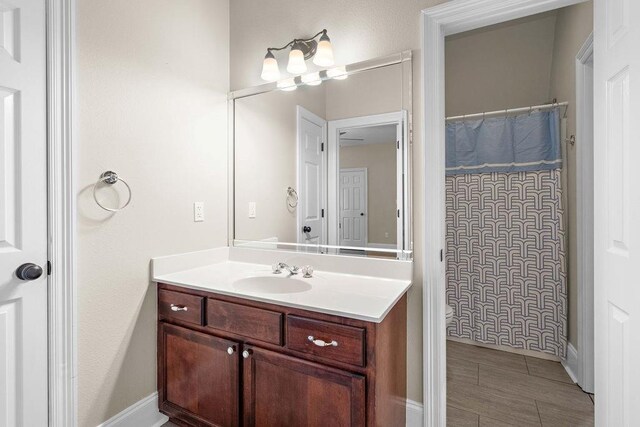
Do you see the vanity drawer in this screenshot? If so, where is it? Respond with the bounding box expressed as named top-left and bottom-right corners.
top-left (206, 299), bottom-right (283, 345)
top-left (158, 289), bottom-right (204, 326)
top-left (286, 316), bottom-right (366, 367)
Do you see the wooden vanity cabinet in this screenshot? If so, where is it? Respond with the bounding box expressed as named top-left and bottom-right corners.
top-left (157, 283), bottom-right (407, 427)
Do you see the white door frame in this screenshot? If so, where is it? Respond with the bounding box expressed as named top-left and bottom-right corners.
top-left (421, 0), bottom-right (588, 425)
top-left (574, 32), bottom-right (594, 394)
top-left (47, 0), bottom-right (77, 425)
top-left (327, 111), bottom-right (407, 251)
top-left (338, 167), bottom-right (368, 246)
top-left (296, 106), bottom-right (328, 246)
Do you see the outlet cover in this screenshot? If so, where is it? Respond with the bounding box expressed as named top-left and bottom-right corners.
top-left (194, 202), bottom-right (204, 222)
top-left (248, 202), bottom-right (256, 219)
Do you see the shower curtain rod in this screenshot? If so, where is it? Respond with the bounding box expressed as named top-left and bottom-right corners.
top-left (446, 101), bottom-right (568, 122)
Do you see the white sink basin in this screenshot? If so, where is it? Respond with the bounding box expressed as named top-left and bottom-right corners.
top-left (233, 275), bottom-right (312, 294)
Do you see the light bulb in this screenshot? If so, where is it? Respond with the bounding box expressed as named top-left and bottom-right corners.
top-left (260, 51), bottom-right (280, 81)
top-left (287, 43), bottom-right (307, 74)
top-left (277, 77), bottom-right (297, 91)
top-left (301, 72), bottom-right (322, 86)
top-left (327, 66), bottom-right (348, 80)
top-left (313, 32), bottom-right (334, 67)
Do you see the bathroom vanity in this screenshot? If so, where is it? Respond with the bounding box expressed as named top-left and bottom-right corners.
top-left (154, 50), bottom-right (415, 426)
top-left (153, 251), bottom-right (411, 427)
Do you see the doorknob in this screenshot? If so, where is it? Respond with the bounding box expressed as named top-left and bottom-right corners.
top-left (302, 226), bottom-right (311, 233)
top-left (16, 263), bottom-right (44, 281)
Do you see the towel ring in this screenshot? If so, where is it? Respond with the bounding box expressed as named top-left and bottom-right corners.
top-left (286, 186), bottom-right (298, 209)
top-left (93, 171), bottom-right (132, 212)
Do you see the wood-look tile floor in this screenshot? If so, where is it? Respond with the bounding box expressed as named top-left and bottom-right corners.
top-left (447, 341), bottom-right (594, 427)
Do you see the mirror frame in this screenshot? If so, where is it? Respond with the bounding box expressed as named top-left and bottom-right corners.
top-left (228, 50), bottom-right (413, 259)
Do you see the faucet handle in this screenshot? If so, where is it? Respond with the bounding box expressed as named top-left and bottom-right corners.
top-left (272, 263), bottom-right (282, 274)
top-left (302, 265), bottom-right (314, 278)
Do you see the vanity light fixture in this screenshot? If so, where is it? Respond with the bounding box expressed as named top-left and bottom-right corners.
top-left (260, 51), bottom-right (280, 81)
top-left (261, 29), bottom-right (335, 82)
top-left (326, 66), bottom-right (348, 80)
top-left (301, 72), bottom-right (322, 86)
top-left (277, 77), bottom-right (298, 91)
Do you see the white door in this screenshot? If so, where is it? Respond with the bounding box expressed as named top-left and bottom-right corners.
top-left (339, 168), bottom-right (367, 247)
top-left (594, 0), bottom-right (640, 424)
top-left (297, 107), bottom-right (326, 246)
top-left (0, 0), bottom-right (48, 425)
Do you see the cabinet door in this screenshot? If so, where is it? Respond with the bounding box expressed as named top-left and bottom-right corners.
top-left (159, 323), bottom-right (240, 427)
top-left (242, 346), bottom-right (366, 427)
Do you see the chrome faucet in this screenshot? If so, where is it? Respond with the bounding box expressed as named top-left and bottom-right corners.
top-left (272, 262), bottom-right (313, 277)
top-left (272, 262), bottom-right (300, 275)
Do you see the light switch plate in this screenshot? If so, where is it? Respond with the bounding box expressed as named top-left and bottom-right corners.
top-left (249, 202), bottom-right (256, 219)
top-left (194, 202), bottom-right (204, 222)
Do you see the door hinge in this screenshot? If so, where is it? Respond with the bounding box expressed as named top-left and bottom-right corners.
top-left (397, 140), bottom-right (400, 149)
top-left (321, 208), bottom-right (325, 218)
top-left (47, 260), bottom-right (52, 275)
top-left (321, 142), bottom-right (324, 152)
top-left (397, 209), bottom-right (400, 218)
top-left (440, 249), bottom-right (443, 262)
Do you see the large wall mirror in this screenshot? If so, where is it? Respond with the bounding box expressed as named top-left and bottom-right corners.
top-left (231, 51), bottom-right (413, 259)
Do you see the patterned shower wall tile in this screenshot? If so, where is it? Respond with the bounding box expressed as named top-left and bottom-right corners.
top-left (445, 170), bottom-right (567, 358)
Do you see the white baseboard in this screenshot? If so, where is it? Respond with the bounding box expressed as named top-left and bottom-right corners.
top-left (406, 399), bottom-right (424, 427)
top-left (98, 392), bottom-right (168, 427)
top-left (562, 342), bottom-right (579, 384)
top-left (97, 392), bottom-right (419, 427)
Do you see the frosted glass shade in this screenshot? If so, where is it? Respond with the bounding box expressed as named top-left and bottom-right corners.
top-left (277, 77), bottom-right (297, 91)
top-left (287, 48), bottom-right (307, 74)
top-left (313, 37), bottom-right (334, 67)
top-left (261, 54), bottom-right (280, 81)
top-left (327, 66), bottom-right (348, 80)
top-left (301, 72), bottom-right (322, 86)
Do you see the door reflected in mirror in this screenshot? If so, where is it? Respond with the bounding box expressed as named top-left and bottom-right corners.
top-left (233, 52), bottom-right (412, 259)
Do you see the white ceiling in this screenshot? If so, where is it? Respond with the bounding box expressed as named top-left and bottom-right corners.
top-left (339, 124), bottom-right (397, 147)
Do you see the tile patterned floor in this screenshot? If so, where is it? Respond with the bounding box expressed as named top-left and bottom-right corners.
top-left (447, 341), bottom-right (594, 426)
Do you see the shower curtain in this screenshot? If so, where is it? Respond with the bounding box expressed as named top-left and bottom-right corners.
top-left (445, 109), bottom-right (567, 357)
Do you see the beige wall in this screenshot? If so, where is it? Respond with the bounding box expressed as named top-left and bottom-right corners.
top-left (234, 86), bottom-right (326, 243)
top-left (230, 0), bottom-right (451, 404)
top-left (548, 2), bottom-right (593, 345)
top-left (340, 142), bottom-right (398, 245)
top-left (445, 12), bottom-right (558, 116)
top-left (76, 1), bottom-right (229, 425)
top-left (325, 63), bottom-right (403, 120)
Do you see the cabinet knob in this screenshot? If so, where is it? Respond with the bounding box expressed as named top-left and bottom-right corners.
top-left (227, 346), bottom-right (235, 355)
top-left (242, 349), bottom-right (252, 359)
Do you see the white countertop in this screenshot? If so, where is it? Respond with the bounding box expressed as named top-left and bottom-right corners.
top-left (153, 260), bottom-right (412, 323)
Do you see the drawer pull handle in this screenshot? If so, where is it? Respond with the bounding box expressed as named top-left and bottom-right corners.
top-left (170, 304), bottom-right (188, 312)
top-left (308, 335), bottom-right (338, 347)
